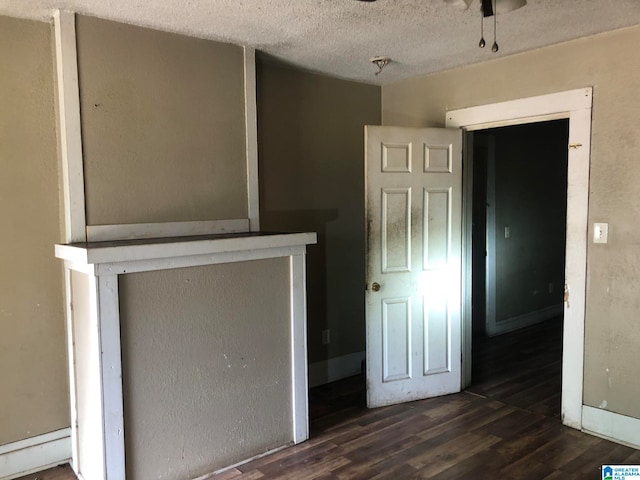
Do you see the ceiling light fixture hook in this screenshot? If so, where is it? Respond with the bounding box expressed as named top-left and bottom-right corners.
top-left (370, 56), bottom-right (391, 76)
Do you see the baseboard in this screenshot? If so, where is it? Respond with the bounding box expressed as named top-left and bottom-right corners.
top-left (487, 304), bottom-right (563, 337)
top-left (0, 428), bottom-right (71, 480)
top-left (582, 405), bottom-right (640, 449)
top-left (308, 351), bottom-right (365, 388)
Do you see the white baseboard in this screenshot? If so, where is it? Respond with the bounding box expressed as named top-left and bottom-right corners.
top-left (582, 405), bottom-right (640, 449)
top-left (308, 351), bottom-right (365, 388)
top-left (0, 428), bottom-right (71, 480)
top-left (488, 304), bottom-right (563, 337)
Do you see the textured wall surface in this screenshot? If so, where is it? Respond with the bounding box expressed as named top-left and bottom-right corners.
top-left (119, 259), bottom-right (292, 480)
top-left (0, 15), bottom-right (68, 445)
top-left (257, 58), bottom-right (381, 364)
top-left (383, 26), bottom-right (640, 419)
top-left (76, 15), bottom-right (247, 225)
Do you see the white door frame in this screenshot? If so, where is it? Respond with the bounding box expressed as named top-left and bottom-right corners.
top-left (446, 88), bottom-right (593, 430)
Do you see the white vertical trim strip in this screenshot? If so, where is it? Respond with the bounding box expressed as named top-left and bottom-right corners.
top-left (290, 253), bottom-right (309, 444)
top-left (446, 87), bottom-right (593, 432)
top-left (85, 275), bottom-right (107, 480)
top-left (562, 104), bottom-right (592, 429)
top-left (64, 268), bottom-right (79, 473)
top-left (55, 11), bottom-right (86, 478)
top-left (244, 46), bottom-right (260, 232)
top-left (96, 275), bottom-right (125, 480)
top-left (54, 10), bottom-right (87, 243)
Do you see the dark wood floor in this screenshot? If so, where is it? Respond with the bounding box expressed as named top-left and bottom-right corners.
top-left (468, 317), bottom-right (563, 419)
top-left (20, 318), bottom-right (638, 480)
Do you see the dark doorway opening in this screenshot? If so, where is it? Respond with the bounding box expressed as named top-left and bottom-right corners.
top-left (467, 119), bottom-right (569, 419)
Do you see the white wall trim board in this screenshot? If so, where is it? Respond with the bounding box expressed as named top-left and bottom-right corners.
top-left (244, 46), bottom-right (260, 232)
top-left (0, 428), bottom-right (71, 480)
top-left (447, 87), bottom-right (593, 432)
top-left (84, 275), bottom-right (107, 480)
top-left (56, 232), bottom-right (316, 267)
top-left (54, 10), bottom-right (85, 474)
top-left (62, 269), bottom-right (79, 473)
top-left (96, 276), bottom-right (125, 479)
top-left (290, 254), bottom-right (310, 444)
top-left (86, 219), bottom-right (250, 242)
top-left (446, 89), bottom-right (592, 131)
top-left (72, 245), bottom-right (306, 276)
top-left (487, 304), bottom-right (563, 337)
top-left (54, 10), bottom-right (87, 244)
top-left (308, 351), bottom-right (366, 389)
top-left (582, 406), bottom-right (640, 449)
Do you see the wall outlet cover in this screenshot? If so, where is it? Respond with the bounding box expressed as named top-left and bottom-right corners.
top-left (594, 223), bottom-right (609, 244)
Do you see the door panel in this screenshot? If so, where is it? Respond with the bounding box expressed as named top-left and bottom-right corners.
top-left (382, 297), bottom-right (412, 381)
top-left (424, 188), bottom-right (451, 269)
top-left (382, 188), bottom-right (411, 273)
top-left (366, 126), bottom-right (462, 408)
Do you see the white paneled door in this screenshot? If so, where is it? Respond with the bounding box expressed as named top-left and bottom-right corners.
top-left (365, 126), bottom-right (463, 408)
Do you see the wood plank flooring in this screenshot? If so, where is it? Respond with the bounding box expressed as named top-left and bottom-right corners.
top-left (18, 319), bottom-right (638, 480)
top-left (468, 317), bottom-right (563, 419)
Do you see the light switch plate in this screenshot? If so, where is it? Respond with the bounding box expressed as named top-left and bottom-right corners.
top-left (593, 223), bottom-right (609, 244)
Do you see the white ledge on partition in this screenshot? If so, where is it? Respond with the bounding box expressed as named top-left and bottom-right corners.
top-left (56, 232), bottom-right (317, 275)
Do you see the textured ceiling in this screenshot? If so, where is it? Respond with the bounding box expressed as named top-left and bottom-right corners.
top-left (2, 0), bottom-right (639, 84)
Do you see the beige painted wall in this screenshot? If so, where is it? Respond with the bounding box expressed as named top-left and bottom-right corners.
top-left (76, 15), bottom-right (247, 225)
top-left (383, 26), bottom-right (640, 418)
top-left (119, 258), bottom-right (292, 480)
top-left (0, 16), bottom-right (69, 446)
top-left (257, 58), bottom-right (381, 364)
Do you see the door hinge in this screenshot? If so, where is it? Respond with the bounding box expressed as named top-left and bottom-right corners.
top-left (564, 283), bottom-right (570, 308)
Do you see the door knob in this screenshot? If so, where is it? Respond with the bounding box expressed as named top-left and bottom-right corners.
top-left (371, 282), bottom-right (381, 292)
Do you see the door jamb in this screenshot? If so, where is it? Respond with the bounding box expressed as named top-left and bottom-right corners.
top-left (446, 88), bottom-right (593, 430)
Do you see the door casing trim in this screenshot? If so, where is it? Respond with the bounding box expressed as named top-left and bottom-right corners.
top-left (446, 87), bottom-right (593, 430)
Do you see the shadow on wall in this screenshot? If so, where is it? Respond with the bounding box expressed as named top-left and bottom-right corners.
top-left (261, 209), bottom-right (338, 362)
